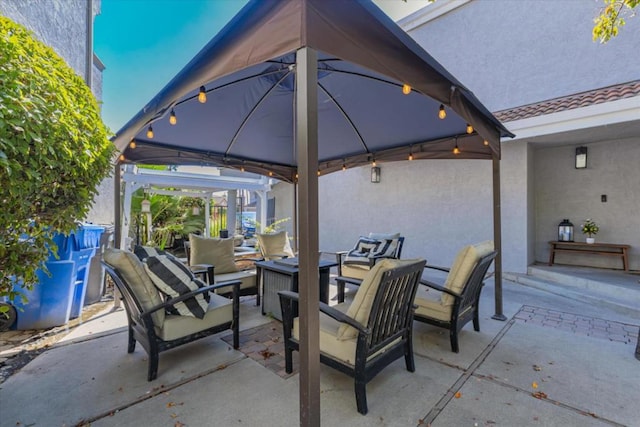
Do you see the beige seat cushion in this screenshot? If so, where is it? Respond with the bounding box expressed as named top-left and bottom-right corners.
top-left (189, 234), bottom-right (238, 274)
top-left (292, 304), bottom-right (400, 366)
top-left (256, 231), bottom-right (295, 260)
top-left (442, 241), bottom-right (494, 306)
top-left (103, 248), bottom-right (165, 328)
top-left (337, 258), bottom-right (423, 340)
top-left (214, 270), bottom-right (257, 294)
top-left (160, 293), bottom-right (233, 341)
top-left (340, 264), bottom-right (371, 280)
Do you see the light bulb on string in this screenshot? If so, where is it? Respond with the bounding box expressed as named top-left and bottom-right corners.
top-left (483, 139), bottom-right (489, 146)
top-left (198, 86), bottom-right (207, 103)
top-left (438, 104), bottom-right (446, 119)
top-left (453, 142), bottom-right (461, 155)
top-left (169, 109), bottom-right (177, 125)
top-left (466, 124), bottom-right (474, 134)
top-left (146, 126), bottom-right (154, 139)
top-left (129, 140), bottom-right (136, 149)
top-left (342, 163), bottom-right (346, 171)
top-left (402, 84), bottom-right (411, 95)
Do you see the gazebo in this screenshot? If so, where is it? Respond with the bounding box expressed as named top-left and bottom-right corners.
top-left (111, 0), bottom-right (513, 423)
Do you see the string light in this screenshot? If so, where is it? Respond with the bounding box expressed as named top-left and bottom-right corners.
top-left (129, 140), bottom-right (136, 149)
top-left (466, 124), bottom-right (474, 134)
top-left (169, 109), bottom-right (177, 125)
top-left (268, 171), bottom-right (273, 177)
top-left (372, 157), bottom-right (376, 167)
top-left (342, 163), bottom-right (346, 171)
top-left (438, 104), bottom-right (446, 119)
top-left (483, 139), bottom-right (489, 146)
top-left (146, 126), bottom-right (154, 139)
top-left (317, 170), bottom-right (321, 176)
top-left (453, 141), bottom-right (461, 155)
top-left (240, 164), bottom-right (245, 172)
top-left (119, 154), bottom-right (125, 161)
top-left (198, 86), bottom-right (207, 103)
top-left (402, 84), bottom-right (411, 95)
top-left (409, 152), bottom-right (414, 161)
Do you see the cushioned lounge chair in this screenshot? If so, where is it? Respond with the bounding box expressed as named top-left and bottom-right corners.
top-left (103, 249), bottom-right (240, 381)
top-left (334, 233), bottom-right (404, 303)
top-left (414, 241), bottom-right (497, 353)
top-left (186, 234), bottom-right (260, 305)
top-left (279, 258), bottom-right (425, 415)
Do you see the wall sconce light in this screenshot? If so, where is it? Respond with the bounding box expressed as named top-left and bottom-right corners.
top-left (141, 199), bottom-right (151, 214)
top-left (575, 146), bottom-right (587, 169)
top-left (371, 166), bottom-right (381, 183)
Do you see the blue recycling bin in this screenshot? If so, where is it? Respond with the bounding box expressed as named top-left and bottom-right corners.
top-left (13, 260), bottom-right (76, 329)
top-left (12, 224), bottom-right (105, 328)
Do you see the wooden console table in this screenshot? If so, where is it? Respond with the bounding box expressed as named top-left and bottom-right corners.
top-left (548, 241), bottom-right (630, 271)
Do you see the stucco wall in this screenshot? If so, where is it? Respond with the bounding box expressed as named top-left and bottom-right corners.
top-left (534, 138), bottom-right (640, 270)
top-left (406, 0), bottom-right (640, 111)
top-left (0, 0), bottom-right (93, 77)
top-left (314, 159), bottom-right (494, 268)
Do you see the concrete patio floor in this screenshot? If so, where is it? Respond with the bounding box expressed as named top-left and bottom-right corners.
top-left (0, 268), bottom-right (639, 427)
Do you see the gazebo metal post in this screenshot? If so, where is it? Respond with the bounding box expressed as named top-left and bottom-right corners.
top-left (295, 47), bottom-right (321, 426)
top-left (491, 154), bottom-right (506, 321)
top-left (114, 163), bottom-right (121, 248)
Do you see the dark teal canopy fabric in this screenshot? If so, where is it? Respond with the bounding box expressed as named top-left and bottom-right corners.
top-left (112, 0), bottom-right (513, 182)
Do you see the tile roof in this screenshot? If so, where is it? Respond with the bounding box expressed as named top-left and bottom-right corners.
top-left (493, 80), bottom-right (640, 122)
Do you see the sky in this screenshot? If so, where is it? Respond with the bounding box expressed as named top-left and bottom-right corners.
top-left (93, 0), bottom-right (431, 133)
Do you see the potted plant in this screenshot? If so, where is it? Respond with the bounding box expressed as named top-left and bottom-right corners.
top-left (581, 219), bottom-right (599, 244)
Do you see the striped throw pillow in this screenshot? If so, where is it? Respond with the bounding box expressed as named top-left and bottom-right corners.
top-left (143, 255), bottom-right (210, 319)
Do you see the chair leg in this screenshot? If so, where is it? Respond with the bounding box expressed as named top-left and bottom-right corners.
top-left (285, 345), bottom-right (294, 374)
top-left (355, 379), bottom-right (368, 415)
top-left (405, 337), bottom-right (416, 372)
top-left (147, 351), bottom-right (159, 381)
top-left (450, 328), bottom-right (460, 353)
top-left (337, 280), bottom-right (345, 303)
top-left (473, 308), bottom-right (480, 332)
top-left (127, 326), bottom-right (136, 353)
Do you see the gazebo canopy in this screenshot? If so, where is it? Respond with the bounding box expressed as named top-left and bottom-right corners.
top-left (112, 0), bottom-right (512, 181)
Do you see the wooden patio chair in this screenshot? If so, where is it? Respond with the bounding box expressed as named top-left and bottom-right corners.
top-left (279, 258), bottom-right (426, 415)
top-left (414, 241), bottom-right (497, 353)
top-left (334, 233), bottom-right (405, 303)
top-left (102, 249), bottom-right (240, 381)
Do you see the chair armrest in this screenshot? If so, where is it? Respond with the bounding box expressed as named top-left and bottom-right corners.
top-left (335, 275), bottom-right (363, 286)
top-left (419, 279), bottom-right (459, 297)
top-left (319, 302), bottom-right (368, 334)
top-left (424, 264), bottom-right (451, 274)
top-left (142, 281), bottom-right (241, 318)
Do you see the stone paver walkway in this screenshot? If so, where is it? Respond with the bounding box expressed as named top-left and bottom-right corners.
top-left (514, 305), bottom-right (639, 344)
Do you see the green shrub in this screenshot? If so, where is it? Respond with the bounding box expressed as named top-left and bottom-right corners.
top-left (0, 17), bottom-right (115, 305)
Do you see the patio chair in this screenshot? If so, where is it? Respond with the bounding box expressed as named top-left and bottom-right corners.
top-left (256, 230), bottom-right (295, 261)
top-left (186, 234), bottom-right (260, 305)
top-left (414, 241), bottom-right (497, 353)
top-left (102, 248), bottom-right (240, 381)
top-left (335, 233), bottom-right (405, 303)
top-left (279, 258), bottom-right (426, 415)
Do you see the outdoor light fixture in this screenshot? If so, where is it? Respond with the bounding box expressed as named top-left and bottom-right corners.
top-left (371, 166), bottom-right (381, 183)
top-left (169, 109), bottom-right (177, 125)
top-left (141, 199), bottom-right (151, 214)
top-left (453, 138), bottom-right (460, 155)
top-left (575, 146), bottom-right (587, 169)
top-left (438, 104), bottom-right (446, 119)
top-left (198, 86), bottom-right (207, 103)
top-left (146, 126), bottom-right (154, 139)
top-left (402, 84), bottom-right (411, 95)
top-left (129, 140), bottom-right (136, 149)
top-left (558, 218), bottom-right (574, 242)
top-left (466, 124), bottom-right (473, 134)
